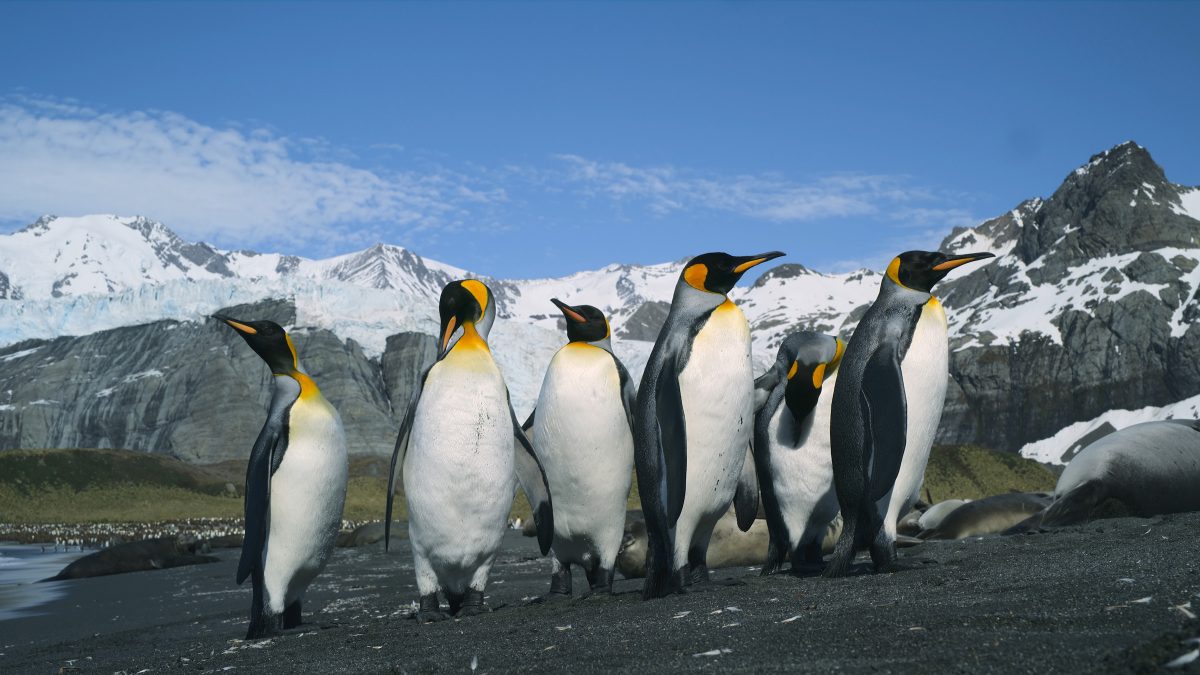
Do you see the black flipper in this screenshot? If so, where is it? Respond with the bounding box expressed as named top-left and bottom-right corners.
top-left (861, 343), bottom-right (907, 502)
top-left (613, 354), bottom-right (637, 433)
top-left (511, 396), bottom-right (554, 555)
top-left (656, 350), bottom-right (688, 527)
top-left (237, 382), bottom-right (295, 586)
top-left (385, 364), bottom-right (433, 551)
top-left (733, 445), bottom-right (759, 532)
top-left (521, 409), bottom-right (535, 433)
top-left (752, 383), bottom-right (791, 548)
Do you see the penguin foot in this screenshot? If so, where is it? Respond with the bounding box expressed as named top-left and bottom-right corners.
top-left (670, 568), bottom-right (691, 594)
top-left (456, 590), bottom-right (492, 618)
top-left (787, 561), bottom-right (826, 577)
top-left (688, 564), bottom-right (711, 587)
top-left (415, 610), bottom-right (453, 624)
top-left (414, 593), bottom-right (451, 623)
top-left (548, 567), bottom-right (573, 596)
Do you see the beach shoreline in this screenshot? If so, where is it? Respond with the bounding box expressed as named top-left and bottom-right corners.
top-left (2, 514), bottom-right (1198, 673)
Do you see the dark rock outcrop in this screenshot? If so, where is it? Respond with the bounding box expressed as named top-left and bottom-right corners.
top-left (0, 299), bottom-right (435, 461)
top-left (937, 142), bottom-right (1200, 451)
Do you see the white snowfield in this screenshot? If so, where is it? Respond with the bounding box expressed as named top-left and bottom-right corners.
top-left (0, 214), bottom-right (885, 414)
top-left (1019, 393), bottom-right (1200, 465)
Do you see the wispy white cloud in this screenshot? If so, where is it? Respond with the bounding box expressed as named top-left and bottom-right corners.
top-left (553, 154), bottom-right (973, 227)
top-left (0, 96), bottom-right (499, 251)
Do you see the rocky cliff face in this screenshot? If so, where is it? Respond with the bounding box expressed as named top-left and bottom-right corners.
top-left (936, 142), bottom-right (1200, 451)
top-left (0, 299), bottom-right (435, 462)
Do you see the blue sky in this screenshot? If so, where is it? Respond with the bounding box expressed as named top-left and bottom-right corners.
top-left (1, 1), bottom-right (1197, 278)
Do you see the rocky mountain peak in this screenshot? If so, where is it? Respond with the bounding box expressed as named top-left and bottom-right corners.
top-left (1012, 142), bottom-right (1195, 275)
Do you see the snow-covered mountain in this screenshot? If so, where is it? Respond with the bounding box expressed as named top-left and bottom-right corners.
top-left (0, 212), bottom-right (883, 414)
top-left (2, 141), bottom-right (1198, 463)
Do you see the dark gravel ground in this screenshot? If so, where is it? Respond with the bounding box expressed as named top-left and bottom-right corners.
top-left (3, 513), bottom-right (1199, 674)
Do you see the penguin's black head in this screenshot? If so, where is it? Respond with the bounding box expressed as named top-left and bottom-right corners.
top-left (213, 314), bottom-right (297, 375)
top-left (783, 334), bottom-right (845, 417)
top-left (438, 279), bottom-right (492, 358)
top-left (682, 251), bottom-right (785, 295)
top-left (551, 298), bottom-right (609, 344)
top-left (886, 250), bottom-right (995, 293)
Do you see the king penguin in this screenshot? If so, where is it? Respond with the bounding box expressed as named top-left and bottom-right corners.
top-left (634, 250), bottom-right (784, 599)
top-left (751, 331), bottom-right (844, 575)
top-left (213, 314), bottom-right (348, 640)
top-left (823, 250), bottom-right (993, 577)
top-left (529, 299), bottom-right (635, 597)
top-left (385, 279), bottom-right (553, 623)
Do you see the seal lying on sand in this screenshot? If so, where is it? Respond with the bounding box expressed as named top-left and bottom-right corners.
top-left (1040, 420), bottom-right (1200, 526)
top-left (615, 510), bottom-right (844, 579)
top-left (920, 493), bottom-right (1052, 540)
top-left (43, 537), bottom-right (218, 581)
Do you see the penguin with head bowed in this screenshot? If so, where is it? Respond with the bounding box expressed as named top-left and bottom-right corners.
top-left (213, 314), bottom-right (348, 640)
top-left (823, 250), bottom-right (993, 577)
top-left (751, 331), bottom-right (845, 575)
top-left (385, 279), bottom-right (553, 623)
top-left (634, 250), bottom-right (785, 599)
top-left (526, 298), bottom-right (635, 598)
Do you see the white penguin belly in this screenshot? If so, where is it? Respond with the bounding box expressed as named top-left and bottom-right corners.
top-left (404, 351), bottom-right (513, 592)
top-left (768, 375), bottom-right (838, 549)
top-left (263, 395), bottom-right (348, 611)
top-left (675, 301), bottom-right (754, 562)
top-left (885, 299), bottom-right (949, 536)
top-left (534, 344), bottom-right (633, 568)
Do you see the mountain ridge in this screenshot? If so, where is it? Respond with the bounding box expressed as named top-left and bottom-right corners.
top-left (2, 141), bottom-right (1199, 463)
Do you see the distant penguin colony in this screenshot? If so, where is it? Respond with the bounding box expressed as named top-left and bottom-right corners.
top-left (214, 245), bottom-right (1113, 637)
top-left (215, 314), bottom-right (349, 639)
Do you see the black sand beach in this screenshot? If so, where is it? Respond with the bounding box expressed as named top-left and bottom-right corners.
top-left (3, 513), bottom-right (1199, 673)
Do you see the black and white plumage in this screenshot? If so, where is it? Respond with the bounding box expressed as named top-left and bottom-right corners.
top-left (751, 331), bottom-right (844, 575)
top-left (528, 299), bottom-right (635, 597)
top-left (634, 250), bottom-right (784, 599)
top-left (384, 279), bottom-right (553, 623)
top-left (824, 250), bottom-right (993, 577)
top-left (215, 314), bottom-right (348, 640)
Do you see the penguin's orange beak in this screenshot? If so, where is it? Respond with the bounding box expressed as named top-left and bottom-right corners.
top-left (932, 252), bottom-right (994, 271)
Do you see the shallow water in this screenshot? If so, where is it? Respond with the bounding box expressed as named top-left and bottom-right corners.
top-left (0, 543), bottom-right (87, 621)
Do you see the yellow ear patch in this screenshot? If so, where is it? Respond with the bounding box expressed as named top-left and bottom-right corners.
top-left (885, 257), bottom-right (907, 288)
top-left (684, 263), bottom-right (709, 291)
top-left (284, 333), bottom-right (299, 370)
top-left (223, 319), bottom-right (258, 335)
top-left (812, 362), bottom-right (827, 388)
top-left (831, 337), bottom-right (846, 369)
top-left (787, 360), bottom-right (799, 380)
top-left (461, 279), bottom-right (489, 313)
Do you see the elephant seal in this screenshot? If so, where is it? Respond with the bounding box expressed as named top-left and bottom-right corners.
top-left (43, 537), bottom-right (218, 581)
top-left (1041, 420), bottom-right (1200, 526)
top-left (920, 492), bottom-right (1052, 540)
top-left (337, 522), bottom-right (402, 547)
top-left (616, 509), bottom-right (844, 579)
top-left (917, 499), bottom-right (971, 531)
